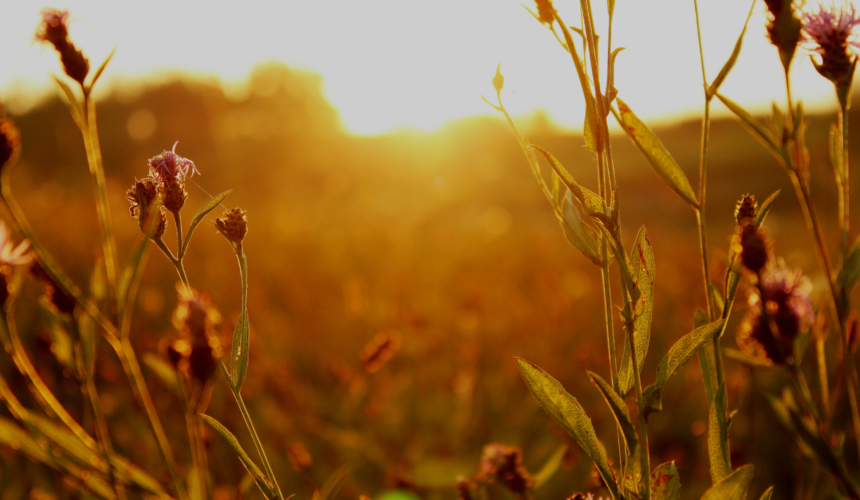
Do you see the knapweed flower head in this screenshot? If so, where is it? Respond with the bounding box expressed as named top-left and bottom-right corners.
top-left (0, 221), bottom-right (32, 267)
top-left (148, 142), bottom-right (198, 213)
top-left (735, 223), bottom-right (771, 274)
top-left (170, 285), bottom-right (222, 385)
top-left (802, 1), bottom-right (860, 95)
top-left (735, 194), bottom-right (758, 225)
top-left (0, 115), bottom-right (21, 170)
top-left (737, 259), bottom-right (814, 365)
top-left (215, 207), bottom-right (248, 244)
top-left (764, 0), bottom-right (803, 71)
top-left (172, 285), bottom-right (221, 343)
top-left (35, 9), bottom-right (89, 86)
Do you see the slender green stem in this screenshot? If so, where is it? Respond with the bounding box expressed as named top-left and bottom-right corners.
top-left (816, 332), bottom-right (831, 425)
top-left (84, 372), bottom-right (126, 500)
top-left (154, 236), bottom-right (190, 288)
top-left (233, 390), bottom-right (285, 500)
top-left (622, 286), bottom-right (650, 500)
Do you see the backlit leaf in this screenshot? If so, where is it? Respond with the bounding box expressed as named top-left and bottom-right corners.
top-left (183, 189), bottom-right (233, 255)
top-left (716, 94), bottom-right (790, 168)
top-left (758, 486), bottom-right (774, 500)
top-left (588, 372), bottom-right (637, 453)
top-left (559, 193), bottom-right (603, 266)
top-left (230, 309), bottom-right (250, 391)
top-left (516, 358), bottom-right (618, 499)
top-left (708, 383), bottom-right (732, 483)
top-left (707, 0), bottom-right (755, 98)
top-left (700, 465), bottom-right (754, 500)
top-left (617, 227), bottom-right (655, 396)
top-left (614, 98), bottom-right (698, 207)
top-left (650, 462), bottom-right (681, 500)
top-left (320, 465), bottom-right (350, 500)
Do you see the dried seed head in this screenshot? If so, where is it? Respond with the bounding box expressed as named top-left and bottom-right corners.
top-left (737, 224), bottom-right (771, 274)
top-left (361, 331), bottom-right (401, 373)
top-left (764, 0), bottom-right (803, 71)
top-left (215, 208), bottom-right (248, 243)
top-left (802, 1), bottom-right (860, 100)
top-left (0, 116), bottom-right (21, 171)
top-left (493, 64), bottom-right (505, 93)
top-left (477, 444), bottom-right (533, 497)
top-left (35, 9), bottom-right (89, 86)
top-left (535, 0), bottom-right (557, 25)
top-left (287, 441), bottom-right (313, 472)
top-left (161, 175), bottom-right (187, 214)
top-left (735, 194), bottom-right (758, 225)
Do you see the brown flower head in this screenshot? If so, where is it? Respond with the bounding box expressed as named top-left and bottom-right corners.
top-left (802, 1), bottom-right (860, 100)
top-left (170, 286), bottom-right (222, 386)
top-left (737, 260), bottom-right (814, 365)
top-left (764, 0), bottom-right (803, 71)
top-left (173, 286), bottom-right (221, 344)
top-left (215, 207), bottom-right (248, 244)
top-left (477, 444), bottom-right (533, 497)
top-left (736, 223), bottom-right (771, 274)
top-left (535, 0), bottom-right (557, 25)
top-left (735, 194), bottom-right (757, 225)
top-left (35, 9), bottom-right (89, 86)
top-left (126, 177), bottom-right (166, 239)
top-left (0, 116), bottom-right (21, 171)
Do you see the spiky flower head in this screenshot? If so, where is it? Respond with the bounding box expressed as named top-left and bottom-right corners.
top-left (0, 115), bottom-right (21, 171)
top-left (737, 260), bottom-right (814, 365)
top-left (125, 177), bottom-right (166, 239)
top-left (215, 207), bottom-right (248, 244)
top-left (535, 0), bottom-right (557, 25)
top-left (735, 194), bottom-right (758, 225)
top-left (802, 1), bottom-right (860, 101)
top-left (35, 9), bottom-right (89, 86)
top-left (148, 141), bottom-right (199, 184)
top-left (764, 0), bottom-right (803, 71)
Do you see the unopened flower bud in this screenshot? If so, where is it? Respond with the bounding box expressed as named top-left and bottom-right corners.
top-left (493, 63), bottom-right (504, 93)
top-left (35, 9), bottom-right (89, 86)
top-left (735, 194), bottom-right (757, 225)
top-left (126, 177), bottom-right (166, 239)
top-left (215, 208), bottom-right (248, 243)
top-left (738, 224), bottom-right (770, 274)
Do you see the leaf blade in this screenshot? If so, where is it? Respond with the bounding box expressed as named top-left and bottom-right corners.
top-left (700, 465), bottom-right (754, 500)
top-left (183, 189), bottom-right (233, 255)
top-left (201, 414), bottom-right (275, 499)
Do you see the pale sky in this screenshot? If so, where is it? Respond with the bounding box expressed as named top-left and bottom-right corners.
top-left (0, 0), bottom-right (853, 135)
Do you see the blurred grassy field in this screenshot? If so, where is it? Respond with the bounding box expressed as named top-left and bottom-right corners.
top-left (2, 62), bottom-right (857, 499)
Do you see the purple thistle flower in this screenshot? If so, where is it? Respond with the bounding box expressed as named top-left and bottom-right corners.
top-left (802, 1), bottom-right (860, 95)
top-left (148, 141), bottom-right (200, 183)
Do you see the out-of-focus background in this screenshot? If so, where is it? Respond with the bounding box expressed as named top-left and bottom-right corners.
top-left (2, 1), bottom-right (860, 499)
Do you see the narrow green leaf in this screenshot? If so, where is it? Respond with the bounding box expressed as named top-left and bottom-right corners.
top-left (716, 94), bottom-right (790, 168)
top-left (617, 227), bottom-right (655, 396)
top-left (515, 358), bottom-right (618, 500)
top-left (643, 320), bottom-right (725, 418)
top-left (559, 193), bottom-right (603, 266)
top-left (650, 462), bottom-right (681, 500)
top-left (588, 372), bottom-right (637, 453)
top-left (606, 48), bottom-right (624, 107)
top-left (230, 309), bottom-right (250, 391)
top-left (533, 444), bottom-right (568, 489)
top-left (758, 486), bottom-right (774, 500)
top-left (708, 383), bottom-right (732, 483)
top-left (708, 284), bottom-right (724, 319)
top-left (698, 343), bottom-right (719, 419)
top-left (183, 189), bottom-right (233, 255)
top-left (320, 465), bottom-right (350, 500)
top-left (614, 99), bottom-right (698, 206)
top-left (143, 353), bottom-right (183, 398)
top-left (88, 46), bottom-right (117, 91)
top-left (707, 0), bottom-right (755, 98)
top-left (755, 190), bottom-right (780, 228)
top-left (700, 465), bottom-right (754, 500)
top-left (201, 414), bottom-right (276, 499)
top-left (51, 75), bottom-right (84, 126)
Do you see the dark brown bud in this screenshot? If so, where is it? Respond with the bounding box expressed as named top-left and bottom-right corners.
top-left (215, 207), bottom-right (248, 243)
top-left (535, 0), bottom-right (557, 25)
top-left (126, 177), bottom-right (166, 239)
top-left (738, 224), bottom-right (770, 274)
top-left (161, 175), bottom-right (187, 213)
top-left (763, 0), bottom-right (801, 72)
top-left (287, 441), bottom-right (313, 473)
top-left (35, 9), bottom-right (89, 86)
top-left (0, 116), bottom-right (21, 170)
top-left (735, 194), bottom-right (757, 225)
top-left (188, 343), bottom-right (218, 385)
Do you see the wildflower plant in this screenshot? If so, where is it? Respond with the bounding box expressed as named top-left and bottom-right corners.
top-left (488, 0), bottom-right (860, 498)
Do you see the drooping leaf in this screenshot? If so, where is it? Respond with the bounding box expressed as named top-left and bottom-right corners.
top-left (201, 414), bottom-right (276, 499)
top-left (716, 94), bottom-right (791, 168)
top-left (606, 48), bottom-right (624, 106)
top-left (642, 320), bottom-right (725, 419)
top-left (707, 0), bottom-right (756, 98)
top-left (230, 309), bottom-right (250, 391)
top-left (529, 146), bottom-right (603, 216)
top-left (708, 383), bottom-right (732, 483)
top-left (533, 444), bottom-right (568, 489)
top-left (559, 193), bottom-right (603, 266)
top-left (617, 227), bottom-right (655, 396)
top-left (516, 358), bottom-right (618, 499)
top-left (700, 465), bottom-right (754, 500)
top-left (614, 99), bottom-right (698, 207)
top-left (650, 462), bottom-right (681, 500)
top-left (183, 189), bottom-right (233, 255)
top-left (320, 465), bottom-right (350, 500)
top-left (755, 190), bottom-right (780, 228)
top-left (588, 372), bottom-right (637, 453)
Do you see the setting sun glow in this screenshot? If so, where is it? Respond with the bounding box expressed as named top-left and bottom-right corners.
top-left (0, 0), bottom-right (854, 135)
